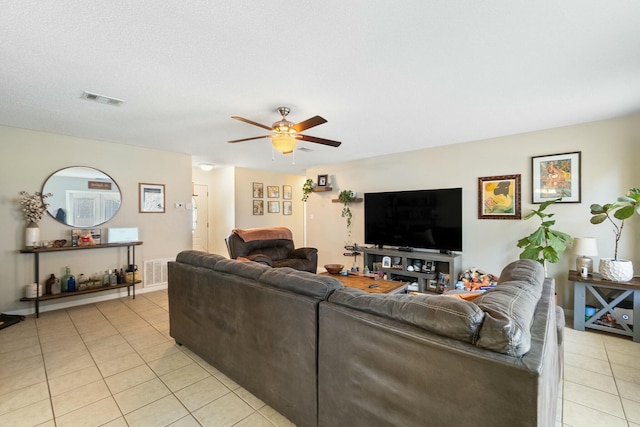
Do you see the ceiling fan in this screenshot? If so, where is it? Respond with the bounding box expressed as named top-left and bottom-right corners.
top-left (228, 106), bottom-right (342, 154)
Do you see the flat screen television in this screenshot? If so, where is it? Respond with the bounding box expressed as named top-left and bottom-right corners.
top-left (364, 188), bottom-right (462, 252)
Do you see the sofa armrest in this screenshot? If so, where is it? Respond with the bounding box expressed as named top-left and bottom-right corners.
top-left (291, 247), bottom-right (318, 260)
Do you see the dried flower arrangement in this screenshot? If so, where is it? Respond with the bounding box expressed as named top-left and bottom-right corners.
top-left (19, 191), bottom-right (53, 224)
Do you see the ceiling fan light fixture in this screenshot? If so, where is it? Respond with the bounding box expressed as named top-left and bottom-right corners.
top-left (271, 133), bottom-right (298, 154)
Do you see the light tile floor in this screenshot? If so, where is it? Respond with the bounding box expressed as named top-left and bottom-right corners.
top-left (0, 290), bottom-right (294, 427)
top-left (2, 290), bottom-right (640, 426)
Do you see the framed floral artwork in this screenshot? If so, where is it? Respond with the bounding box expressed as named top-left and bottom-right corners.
top-left (267, 186), bottom-right (279, 198)
top-left (283, 201), bottom-right (292, 215)
top-left (253, 200), bottom-right (264, 215)
top-left (283, 185), bottom-right (292, 200)
top-left (268, 201), bottom-right (280, 213)
top-left (532, 151), bottom-right (581, 203)
top-left (478, 174), bottom-right (521, 219)
top-left (253, 182), bottom-right (263, 198)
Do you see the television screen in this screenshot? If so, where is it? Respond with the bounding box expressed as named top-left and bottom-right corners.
top-left (364, 188), bottom-right (462, 252)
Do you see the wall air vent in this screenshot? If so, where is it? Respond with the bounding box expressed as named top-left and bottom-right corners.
top-left (81, 91), bottom-right (124, 106)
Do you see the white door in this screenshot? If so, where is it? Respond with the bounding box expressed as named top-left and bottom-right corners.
top-left (192, 184), bottom-right (209, 252)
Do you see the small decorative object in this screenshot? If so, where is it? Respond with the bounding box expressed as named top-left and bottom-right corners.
top-left (253, 200), bottom-right (264, 215)
top-left (532, 151), bottom-right (581, 203)
top-left (572, 237), bottom-right (598, 274)
top-left (283, 185), bottom-right (292, 200)
top-left (517, 198), bottom-right (573, 270)
top-left (253, 182), bottom-right (264, 198)
top-left (45, 274), bottom-right (56, 295)
top-left (478, 175), bottom-right (521, 219)
top-left (139, 183), bottom-right (165, 213)
top-left (283, 201), bottom-right (292, 215)
top-left (79, 230), bottom-right (96, 246)
top-left (589, 188), bottom-right (640, 281)
top-left (267, 186), bottom-right (279, 198)
top-left (317, 174), bottom-right (328, 187)
top-left (382, 256), bottom-right (391, 268)
top-left (301, 178), bottom-right (314, 202)
top-left (19, 190), bottom-right (53, 248)
top-left (268, 201), bottom-right (280, 213)
top-left (338, 190), bottom-right (357, 244)
top-left (24, 283), bottom-right (42, 298)
top-left (324, 264), bottom-right (344, 274)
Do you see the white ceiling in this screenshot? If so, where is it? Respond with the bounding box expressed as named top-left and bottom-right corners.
top-left (2, 1), bottom-right (639, 174)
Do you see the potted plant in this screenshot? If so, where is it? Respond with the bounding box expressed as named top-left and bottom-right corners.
top-left (301, 178), bottom-right (315, 202)
top-left (589, 187), bottom-right (640, 281)
top-left (517, 198), bottom-right (573, 272)
top-left (338, 190), bottom-right (357, 244)
top-left (19, 190), bottom-right (53, 248)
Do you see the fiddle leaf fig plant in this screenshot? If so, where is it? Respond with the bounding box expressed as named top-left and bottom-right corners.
top-left (589, 187), bottom-right (640, 260)
top-left (517, 198), bottom-right (573, 265)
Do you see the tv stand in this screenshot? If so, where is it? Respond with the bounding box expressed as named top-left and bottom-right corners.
top-left (361, 247), bottom-right (460, 293)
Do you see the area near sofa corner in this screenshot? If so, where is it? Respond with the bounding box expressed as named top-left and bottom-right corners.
top-left (168, 253), bottom-right (562, 427)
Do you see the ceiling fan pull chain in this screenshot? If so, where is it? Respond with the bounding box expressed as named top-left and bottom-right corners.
top-left (272, 146), bottom-right (275, 161)
top-left (292, 149), bottom-right (296, 165)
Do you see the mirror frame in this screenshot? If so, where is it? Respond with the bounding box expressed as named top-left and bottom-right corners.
top-left (42, 166), bottom-right (122, 228)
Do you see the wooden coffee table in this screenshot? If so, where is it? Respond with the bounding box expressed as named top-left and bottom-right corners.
top-left (320, 272), bottom-right (408, 294)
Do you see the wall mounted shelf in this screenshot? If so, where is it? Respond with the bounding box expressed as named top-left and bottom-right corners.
top-left (312, 187), bottom-right (332, 192)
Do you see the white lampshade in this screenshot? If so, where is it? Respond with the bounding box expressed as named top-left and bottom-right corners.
top-left (573, 237), bottom-right (598, 256)
top-left (573, 237), bottom-right (598, 274)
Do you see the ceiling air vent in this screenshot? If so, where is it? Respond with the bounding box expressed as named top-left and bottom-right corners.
top-left (81, 91), bottom-right (124, 106)
top-left (298, 147), bottom-right (314, 152)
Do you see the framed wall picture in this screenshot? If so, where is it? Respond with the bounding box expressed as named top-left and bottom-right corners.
top-left (268, 201), bottom-right (280, 213)
top-left (253, 200), bottom-right (264, 215)
top-left (317, 174), bottom-right (328, 187)
top-left (283, 200), bottom-right (292, 215)
top-left (478, 174), bottom-right (521, 219)
top-left (283, 185), bottom-right (292, 200)
top-left (139, 183), bottom-right (165, 213)
top-left (253, 182), bottom-right (264, 198)
top-left (532, 151), bottom-right (581, 203)
top-left (267, 185), bottom-right (279, 198)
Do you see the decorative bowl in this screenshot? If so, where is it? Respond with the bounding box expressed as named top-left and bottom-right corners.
top-left (324, 264), bottom-right (344, 274)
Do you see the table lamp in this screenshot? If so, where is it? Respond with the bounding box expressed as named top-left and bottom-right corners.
top-left (573, 237), bottom-right (598, 274)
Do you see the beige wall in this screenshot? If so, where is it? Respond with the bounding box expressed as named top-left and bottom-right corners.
top-left (0, 126), bottom-right (193, 314)
top-left (306, 114), bottom-right (640, 311)
top-left (191, 166), bottom-right (306, 254)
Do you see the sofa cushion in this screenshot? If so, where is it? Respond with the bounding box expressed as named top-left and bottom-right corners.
top-left (473, 259), bottom-right (544, 356)
top-left (213, 257), bottom-right (271, 280)
top-left (175, 250), bottom-right (225, 269)
top-left (259, 267), bottom-right (343, 300)
top-left (328, 287), bottom-right (485, 343)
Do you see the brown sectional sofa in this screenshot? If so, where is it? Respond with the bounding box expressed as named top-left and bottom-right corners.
top-left (168, 251), bottom-right (562, 427)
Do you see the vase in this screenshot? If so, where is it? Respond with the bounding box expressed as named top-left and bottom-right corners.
top-left (599, 258), bottom-right (634, 282)
top-left (25, 222), bottom-right (40, 248)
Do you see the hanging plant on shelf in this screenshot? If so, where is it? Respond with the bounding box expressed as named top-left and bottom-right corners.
top-left (338, 190), bottom-right (357, 244)
top-left (301, 178), bottom-right (315, 202)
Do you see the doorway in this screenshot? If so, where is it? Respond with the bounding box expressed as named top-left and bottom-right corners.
top-left (192, 184), bottom-right (209, 252)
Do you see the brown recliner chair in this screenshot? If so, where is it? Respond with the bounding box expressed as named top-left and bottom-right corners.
top-left (225, 227), bottom-right (318, 273)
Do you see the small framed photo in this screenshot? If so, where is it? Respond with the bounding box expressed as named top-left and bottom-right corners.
top-left (267, 186), bottom-right (279, 198)
top-left (283, 185), bottom-right (292, 200)
top-left (532, 151), bottom-right (581, 203)
top-left (317, 174), bottom-right (328, 187)
top-left (253, 200), bottom-right (264, 215)
top-left (478, 174), bottom-right (521, 220)
top-left (268, 201), bottom-right (280, 213)
top-left (283, 201), bottom-right (292, 215)
top-left (382, 256), bottom-right (391, 269)
top-left (139, 183), bottom-right (165, 213)
top-left (253, 182), bottom-right (264, 198)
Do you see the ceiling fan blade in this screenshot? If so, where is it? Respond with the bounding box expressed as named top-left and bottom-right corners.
top-left (293, 116), bottom-right (327, 133)
top-left (228, 135), bottom-right (271, 143)
top-left (299, 134), bottom-right (342, 147)
top-left (231, 116), bottom-right (273, 131)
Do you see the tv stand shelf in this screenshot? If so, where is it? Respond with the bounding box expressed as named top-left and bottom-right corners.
top-left (19, 242), bottom-right (142, 317)
top-left (361, 247), bottom-right (460, 293)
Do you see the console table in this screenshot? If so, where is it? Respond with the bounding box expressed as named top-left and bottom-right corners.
top-left (570, 270), bottom-right (640, 342)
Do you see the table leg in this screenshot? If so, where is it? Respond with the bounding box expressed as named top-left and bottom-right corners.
top-left (574, 281), bottom-right (586, 331)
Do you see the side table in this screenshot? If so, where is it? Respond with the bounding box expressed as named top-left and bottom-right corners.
top-left (570, 270), bottom-right (640, 342)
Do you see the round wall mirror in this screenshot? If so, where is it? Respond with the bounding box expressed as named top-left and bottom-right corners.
top-left (43, 166), bottom-right (121, 227)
